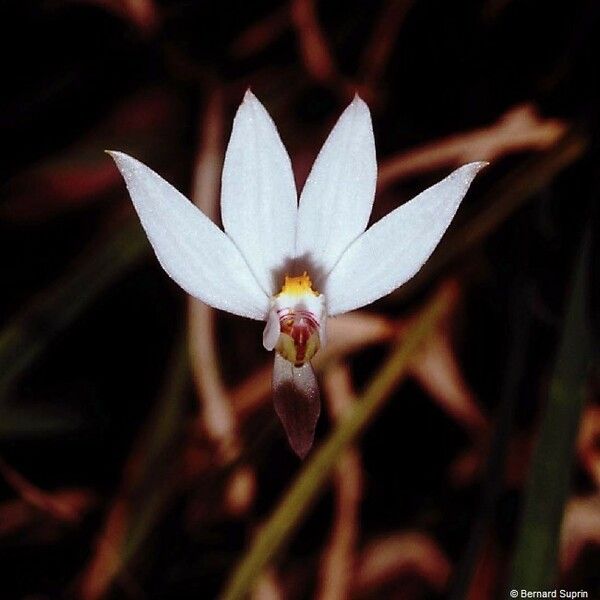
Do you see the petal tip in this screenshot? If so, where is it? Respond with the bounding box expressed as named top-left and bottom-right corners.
top-left (349, 93), bottom-right (369, 113)
top-left (239, 88), bottom-right (270, 120)
top-left (467, 160), bottom-right (490, 172)
top-left (287, 425), bottom-right (316, 459)
top-left (294, 442), bottom-right (313, 460)
top-left (105, 149), bottom-right (121, 160)
top-left (243, 88), bottom-right (257, 104)
top-left (105, 150), bottom-right (135, 168)
top-left (454, 161), bottom-right (489, 182)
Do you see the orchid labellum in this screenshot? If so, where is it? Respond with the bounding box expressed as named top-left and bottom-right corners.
top-left (109, 91), bottom-right (486, 457)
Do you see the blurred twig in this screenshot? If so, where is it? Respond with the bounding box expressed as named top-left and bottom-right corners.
top-left (290, 0), bottom-right (337, 84)
top-left (0, 489), bottom-right (94, 539)
top-left (577, 404), bottom-right (600, 487)
top-left (560, 494), bottom-right (600, 573)
top-left (407, 280), bottom-right (488, 437)
top-left (377, 104), bottom-right (567, 191)
top-left (353, 532), bottom-right (451, 595)
top-left (220, 283), bottom-right (452, 600)
top-left (251, 569), bottom-right (284, 600)
top-left (73, 0), bottom-right (162, 35)
top-left (188, 87), bottom-right (238, 456)
top-left (359, 0), bottom-right (414, 92)
top-left (509, 229), bottom-right (592, 590)
top-left (289, 0), bottom-right (358, 98)
top-left (2, 88), bottom-right (180, 221)
top-left (230, 6), bottom-right (290, 59)
top-left (0, 457), bottom-right (92, 523)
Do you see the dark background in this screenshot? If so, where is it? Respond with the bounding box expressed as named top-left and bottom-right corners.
top-left (0, 1), bottom-right (598, 599)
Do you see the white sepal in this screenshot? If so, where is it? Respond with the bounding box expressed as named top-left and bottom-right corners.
top-left (108, 151), bottom-right (269, 320)
top-left (295, 96), bottom-right (377, 281)
top-left (324, 162), bottom-right (487, 315)
top-left (272, 353), bottom-right (320, 458)
top-left (221, 90), bottom-right (298, 295)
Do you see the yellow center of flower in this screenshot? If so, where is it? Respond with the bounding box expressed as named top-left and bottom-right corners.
top-left (276, 272), bottom-right (319, 297)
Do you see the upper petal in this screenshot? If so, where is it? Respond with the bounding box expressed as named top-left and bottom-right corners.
top-left (221, 91), bottom-right (298, 296)
top-left (295, 96), bottom-right (377, 280)
top-left (324, 162), bottom-right (487, 315)
top-left (109, 151), bottom-right (269, 320)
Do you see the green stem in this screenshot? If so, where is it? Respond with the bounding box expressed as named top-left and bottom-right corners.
top-left (508, 230), bottom-right (591, 590)
top-left (220, 289), bottom-right (449, 600)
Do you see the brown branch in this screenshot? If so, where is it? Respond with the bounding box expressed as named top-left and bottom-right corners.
top-left (353, 531), bottom-right (452, 595)
top-left (188, 88), bottom-right (239, 459)
top-left (359, 0), bottom-right (415, 91)
top-left (560, 495), bottom-right (600, 573)
top-left (0, 457), bottom-right (91, 523)
top-left (577, 404), bottom-right (600, 488)
top-left (75, 0), bottom-right (161, 35)
top-left (289, 0), bottom-right (360, 99)
top-left (407, 280), bottom-right (489, 438)
top-left (230, 6), bottom-right (290, 59)
top-left (377, 104), bottom-right (567, 191)
top-left (290, 0), bottom-right (337, 84)
top-left (251, 568), bottom-right (284, 600)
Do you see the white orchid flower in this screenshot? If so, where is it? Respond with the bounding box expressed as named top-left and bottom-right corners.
top-left (108, 91), bottom-right (486, 458)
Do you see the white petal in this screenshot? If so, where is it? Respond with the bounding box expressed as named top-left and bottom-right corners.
top-left (221, 91), bottom-right (297, 295)
top-left (324, 162), bottom-right (487, 315)
top-left (295, 96), bottom-right (377, 280)
top-left (108, 151), bottom-right (269, 320)
top-left (272, 353), bottom-right (320, 458)
top-left (262, 305), bottom-right (280, 350)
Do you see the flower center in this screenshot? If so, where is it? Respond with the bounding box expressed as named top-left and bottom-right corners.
top-left (273, 272), bottom-right (324, 367)
top-left (276, 272), bottom-right (319, 297)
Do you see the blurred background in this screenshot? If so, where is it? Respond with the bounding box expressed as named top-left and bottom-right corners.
top-left (0, 1), bottom-right (598, 598)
